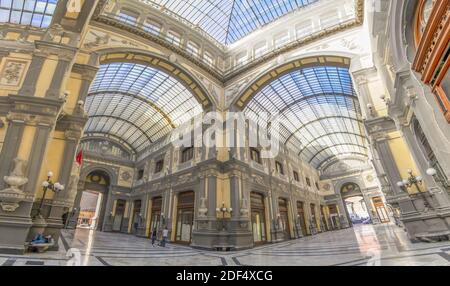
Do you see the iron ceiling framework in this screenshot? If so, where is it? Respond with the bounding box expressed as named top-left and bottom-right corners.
top-left (0, 0), bottom-right (57, 28)
top-left (85, 62), bottom-right (203, 153)
top-left (244, 65), bottom-right (368, 169)
top-left (144, 0), bottom-right (318, 45)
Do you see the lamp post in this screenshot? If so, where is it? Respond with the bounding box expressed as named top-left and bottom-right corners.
top-left (216, 202), bottom-right (232, 231)
top-left (36, 171), bottom-right (65, 218)
top-left (396, 169), bottom-right (432, 210)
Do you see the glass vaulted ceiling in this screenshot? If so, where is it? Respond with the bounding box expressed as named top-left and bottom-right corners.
top-left (244, 65), bottom-right (367, 170)
top-left (147, 0), bottom-right (318, 44)
top-left (85, 62), bottom-right (203, 153)
top-left (0, 0), bottom-right (57, 28)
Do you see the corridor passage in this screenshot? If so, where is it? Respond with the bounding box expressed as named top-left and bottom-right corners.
top-left (2, 224), bottom-right (450, 266)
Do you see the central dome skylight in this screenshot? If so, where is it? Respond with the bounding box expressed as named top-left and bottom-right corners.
top-left (145, 0), bottom-right (318, 44)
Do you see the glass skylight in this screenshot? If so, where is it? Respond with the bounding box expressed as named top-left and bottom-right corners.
top-left (0, 0), bottom-right (58, 28)
top-left (86, 62), bottom-right (203, 152)
top-left (244, 65), bottom-right (367, 169)
top-left (146, 0), bottom-right (318, 44)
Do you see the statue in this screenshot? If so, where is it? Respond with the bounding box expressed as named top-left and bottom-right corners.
top-left (0, 158), bottom-right (29, 212)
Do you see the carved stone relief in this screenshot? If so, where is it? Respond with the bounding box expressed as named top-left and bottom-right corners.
top-left (0, 60), bottom-right (28, 86)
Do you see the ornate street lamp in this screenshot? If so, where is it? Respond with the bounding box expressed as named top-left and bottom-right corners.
top-left (216, 202), bottom-right (232, 231)
top-left (36, 171), bottom-right (65, 218)
top-left (396, 169), bottom-right (432, 209)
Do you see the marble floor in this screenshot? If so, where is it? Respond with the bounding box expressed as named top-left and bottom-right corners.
top-left (2, 223), bottom-right (450, 266)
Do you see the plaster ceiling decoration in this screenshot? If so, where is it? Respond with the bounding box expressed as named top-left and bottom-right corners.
top-left (85, 62), bottom-right (203, 153)
top-left (244, 64), bottom-right (368, 170)
top-left (142, 0), bottom-right (318, 45)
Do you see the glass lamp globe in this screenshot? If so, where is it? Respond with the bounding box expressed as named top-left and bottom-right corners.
top-left (42, 181), bottom-right (50, 188)
top-left (426, 168), bottom-right (437, 176)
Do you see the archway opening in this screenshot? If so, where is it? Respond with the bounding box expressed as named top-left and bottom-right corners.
top-left (344, 196), bottom-right (370, 225)
top-left (75, 170), bottom-right (111, 231)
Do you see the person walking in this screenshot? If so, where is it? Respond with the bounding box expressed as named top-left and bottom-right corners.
top-left (161, 227), bottom-right (169, 247)
top-left (151, 228), bottom-right (157, 247)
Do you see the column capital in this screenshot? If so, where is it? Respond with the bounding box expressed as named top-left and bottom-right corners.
top-left (72, 63), bottom-right (99, 82)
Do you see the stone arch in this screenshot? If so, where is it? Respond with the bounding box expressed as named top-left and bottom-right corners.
top-left (93, 48), bottom-right (216, 109)
top-left (232, 53), bottom-right (355, 109)
top-left (80, 164), bottom-right (118, 186)
top-left (334, 177), bottom-right (366, 196)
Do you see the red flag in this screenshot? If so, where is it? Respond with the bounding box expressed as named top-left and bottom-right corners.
top-left (76, 150), bottom-right (83, 166)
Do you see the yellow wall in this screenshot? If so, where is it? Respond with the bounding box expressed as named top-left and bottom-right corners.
top-left (36, 131), bottom-right (66, 199)
top-left (387, 131), bottom-right (424, 193)
top-left (35, 56), bottom-right (59, 98)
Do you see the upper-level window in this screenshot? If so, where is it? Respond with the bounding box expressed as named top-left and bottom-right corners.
top-left (137, 169), bottom-right (144, 180)
top-left (154, 159), bottom-right (164, 174)
top-left (181, 147), bottom-right (194, 163)
top-left (275, 161), bottom-right (284, 175)
top-left (203, 51), bottom-right (214, 66)
top-left (235, 51), bottom-right (247, 67)
top-left (320, 10), bottom-right (340, 29)
top-left (118, 9), bottom-right (138, 25)
top-left (422, 0), bottom-right (434, 27)
top-left (254, 41), bottom-right (268, 58)
top-left (187, 41), bottom-right (200, 57)
top-left (296, 20), bottom-right (313, 39)
top-left (0, 0), bottom-right (57, 28)
top-left (143, 19), bottom-right (161, 35)
top-left (274, 32), bottom-right (289, 49)
top-left (306, 177), bottom-right (311, 187)
top-left (250, 148), bottom-right (261, 164)
top-left (293, 171), bottom-right (300, 182)
top-left (167, 30), bottom-right (181, 46)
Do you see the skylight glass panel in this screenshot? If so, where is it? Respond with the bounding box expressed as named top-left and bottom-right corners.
top-left (87, 62), bottom-right (203, 152)
top-left (244, 65), bottom-right (367, 169)
top-left (146, 0), bottom-right (317, 44)
top-left (0, 0), bottom-right (57, 28)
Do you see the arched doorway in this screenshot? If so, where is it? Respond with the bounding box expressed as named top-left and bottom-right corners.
top-left (75, 170), bottom-right (111, 231)
top-left (341, 183), bottom-right (370, 225)
top-left (175, 191), bottom-right (195, 244)
top-left (250, 192), bottom-right (267, 245)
